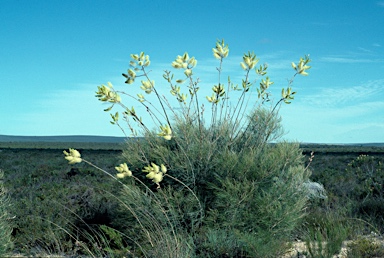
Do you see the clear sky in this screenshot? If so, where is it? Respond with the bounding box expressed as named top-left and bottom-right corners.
top-left (1, 0), bottom-right (384, 143)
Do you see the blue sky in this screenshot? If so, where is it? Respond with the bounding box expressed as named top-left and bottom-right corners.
top-left (1, 0), bottom-right (384, 143)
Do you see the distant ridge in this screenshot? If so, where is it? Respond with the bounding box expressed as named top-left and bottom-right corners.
top-left (300, 142), bottom-right (384, 148)
top-left (0, 135), bottom-right (126, 143)
top-left (0, 135), bottom-right (383, 147)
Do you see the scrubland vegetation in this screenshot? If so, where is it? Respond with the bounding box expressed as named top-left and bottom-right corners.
top-left (1, 146), bottom-right (383, 257)
top-left (1, 40), bottom-right (383, 257)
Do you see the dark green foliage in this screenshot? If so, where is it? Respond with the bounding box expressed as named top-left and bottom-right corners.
top-left (119, 108), bottom-right (311, 257)
top-left (106, 180), bottom-right (197, 257)
top-left (195, 228), bottom-right (247, 257)
top-left (347, 155), bottom-right (383, 201)
top-left (234, 107), bottom-right (284, 150)
top-left (303, 208), bottom-right (349, 258)
top-left (205, 143), bottom-right (309, 257)
top-left (98, 225), bottom-right (133, 257)
top-left (309, 153), bottom-right (384, 234)
top-left (0, 149), bottom-right (123, 255)
top-left (1, 140), bottom-right (384, 256)
top-left (0, 170), bottom-right (13, 256)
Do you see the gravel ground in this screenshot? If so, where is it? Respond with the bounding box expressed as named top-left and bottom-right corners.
top-left (283, 234), bottom-right (384, 258)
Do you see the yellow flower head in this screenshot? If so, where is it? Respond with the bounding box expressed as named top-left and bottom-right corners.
top-left (63, 149), bottom-right (82, 164)
top-left (146, 171), bottom-right (156, 179)
top-left (95, 83), bottom-right (121, 103)
top-left (142, 163), bottom-right (167, 184)
top-left (152, 173), bottom-right (163, 184)
top-left (115, 163), bottom-right (132, 178)
top-left (158, 124), bottom-right (172, 140)
top-left (160, 164), bottom-right (167, 174)
top-left (116, 173), bottom-right (126, 179)
top-left (212, 39), bottom-right (229, 59)
top-left (291, 55), bottom-right (311, 76)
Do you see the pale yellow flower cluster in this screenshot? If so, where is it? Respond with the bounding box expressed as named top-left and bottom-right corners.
top-left (291, 56), bottom-right (311, 76)
top-left (212, 39), bottom-right (229, 59)
top-left (115, 163), bottom-right (132, 179)
top-left (240, 52), bottom-right (259, 70)
top-left (63, 149), bottom-right (82, 164)
top-left (158, 124), bottom-right (172, 140)
top-left (142, 163), bottom-right (167, 184)
top-left (95, 82), bottom-right (121, 104)
top-left (123, 52), bottom-right (151, 84)
top-left (168, 53), bottom-right (196, 103)
top-left (171, 52), bottom-right (197, 72)
top-left (206, 84), bottom-right (225, 104)
top-left (140, 80), bottom-right (155, 94)
top-left (281, 87), bottom-right (296, 104)
top-left (62, 148), bottom-right (167, 186)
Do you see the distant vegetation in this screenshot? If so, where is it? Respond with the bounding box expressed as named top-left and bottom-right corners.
top-left (0, 135), bottom-right (126, 150)
top-left (1, 135), bottom-right (384, 154)
top-left (1, 144), bottom-right (384, 256)
top-left (0, 134), bottom-right (126, 143)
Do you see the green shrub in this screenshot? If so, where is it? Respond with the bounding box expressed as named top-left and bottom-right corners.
top-left (64, 39), bottom-right (313, 257)
top-left (5, 157), bottom-right (122, 255)
top-left (203, 142), bottom-right (310, 257)
top-left (0, 169), bottom-right (13, 256)
top-left (195, 228), bottom-right (247, 257)
top-left (345, 155), bottom-right (384, 232)
top-left (346, 155), bottom-right (384, 201)
top-left (304, 208), bottom-right (349, 258)
top-left (347, 236), bottom-right (384, 258)
top-left (307, 153), bottom-right (384, 236)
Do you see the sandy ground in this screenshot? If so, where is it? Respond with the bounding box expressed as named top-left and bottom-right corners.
top-left (283, 240), bottom-right (349, 258)
top-left (283, 234), bottom-right (384, 258)
top-left (7, 235), bottom-right (384, 258)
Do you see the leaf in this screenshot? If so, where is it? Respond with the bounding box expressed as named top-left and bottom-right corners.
top-left (104, 106), bottom-right (113, 112)
top-left (213, 51), bottom-right (221, 59)
top-left (182, 52), bottom-right (189, 61)
top-left (131, 54), bottom-right (139, 60)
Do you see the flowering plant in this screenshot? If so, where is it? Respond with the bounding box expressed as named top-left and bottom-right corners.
top-left (64, 40), bottom-right (314, 257)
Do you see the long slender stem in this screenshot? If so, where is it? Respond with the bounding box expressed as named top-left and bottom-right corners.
top-left (142, 67), bottom-right (172, 128)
